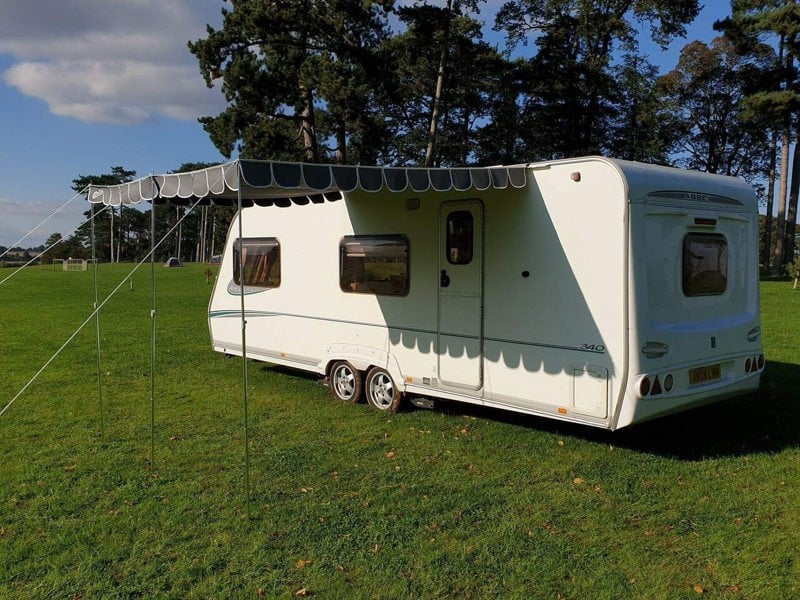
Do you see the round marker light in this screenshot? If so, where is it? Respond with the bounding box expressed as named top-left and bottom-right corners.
top-left (745, 358), bottom-right (752, 373)
top-left (640, 376), bottom-right (651, 397)
top-left (663, 374), bottom-right (674, 392)
top-left (757, 354), bottom-right (765, 370)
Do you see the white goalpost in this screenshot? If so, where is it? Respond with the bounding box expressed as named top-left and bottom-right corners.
top-left (64, 258), bottom-right (88, 271)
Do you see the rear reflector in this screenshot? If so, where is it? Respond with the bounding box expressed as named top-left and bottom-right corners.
top-left (694, 217), bottom-right (717, 227)
top-left (651, 376), bottom-right (663, 395)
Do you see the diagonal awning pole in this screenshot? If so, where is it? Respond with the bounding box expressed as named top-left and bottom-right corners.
top-left (237, 162), bottom-right (251, 519)
top-left (0, 188), bottom-right (86, 262)
top-left (1, 198), bottom-right (202, 421)
top-left (91, 203), bottom-right (105, 438)
top-left (0, 203), bottom-right (110, 287)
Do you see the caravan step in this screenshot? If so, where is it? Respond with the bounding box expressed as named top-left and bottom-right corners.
top-left (410, 396), bottom-right (436, 410)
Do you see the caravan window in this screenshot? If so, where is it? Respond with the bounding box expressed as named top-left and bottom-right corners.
top-left (683, 233), bottom-right (727, 296)
top-left (340, 235), bottom-right (409, 296)
top-left (446, 211), bottom-right (473, 265)
top-left (233, 238), bottom-right (281, 288)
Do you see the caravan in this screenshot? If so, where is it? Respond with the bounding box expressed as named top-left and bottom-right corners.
top-left (90, 156), bottom-right (764, 429)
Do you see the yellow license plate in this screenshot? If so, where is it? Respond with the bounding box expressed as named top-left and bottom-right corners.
top-left (688, 364), bottom-right (721, 386)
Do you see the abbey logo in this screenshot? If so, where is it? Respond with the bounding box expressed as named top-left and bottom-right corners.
top-left (648, 190), bottom-right (743, 206)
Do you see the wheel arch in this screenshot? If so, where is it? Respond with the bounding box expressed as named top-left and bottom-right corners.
top-left (322, 344), bottom-right (405, 391)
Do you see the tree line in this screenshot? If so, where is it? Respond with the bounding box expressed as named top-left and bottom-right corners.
top-left (40, 165), bottom-right (235, 265)
top-left (47, 0), bottom-right (800, 271)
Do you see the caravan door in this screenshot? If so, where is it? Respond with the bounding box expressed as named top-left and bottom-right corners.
top-left (437, 200), bottom-right (484, 390)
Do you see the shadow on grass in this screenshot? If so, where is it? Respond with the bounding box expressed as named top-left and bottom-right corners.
top-left (615, 360), bottom-right (800, 459)
top-left (257, 363), bottom-right (322, 383)
top-left (434, 360), bottom-right (800, 461)
top-left (251, 360), bottom-right (799, 460)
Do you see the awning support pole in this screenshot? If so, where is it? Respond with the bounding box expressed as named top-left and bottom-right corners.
top-left (1, 198), bottom-right (201, 421)
top-left (150, 179), bottom-right (158, 468)
top-left (237, 162), bottom-right (252, 519)
top-left (91, 203), bottom-right (105, 438)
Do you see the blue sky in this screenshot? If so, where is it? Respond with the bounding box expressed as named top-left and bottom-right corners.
top-left (0, 1), bottom-right (724, 248)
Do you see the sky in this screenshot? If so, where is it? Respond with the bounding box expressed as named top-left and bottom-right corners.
top-left (0, 0), bottom-right (724, 248)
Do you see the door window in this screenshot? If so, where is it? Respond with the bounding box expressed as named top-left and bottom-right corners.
top-left (446, 210), bottom-right (473, 265)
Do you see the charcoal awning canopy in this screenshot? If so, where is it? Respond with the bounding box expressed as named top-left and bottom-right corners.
top-left (86, 159), bottom-right (528, 207)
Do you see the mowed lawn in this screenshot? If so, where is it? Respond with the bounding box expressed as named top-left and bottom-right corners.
top-left (1, 264), bottom-right (798, 599)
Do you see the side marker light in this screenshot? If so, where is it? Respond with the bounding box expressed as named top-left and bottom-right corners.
top-left (640, 377), bottom-right (651, 397)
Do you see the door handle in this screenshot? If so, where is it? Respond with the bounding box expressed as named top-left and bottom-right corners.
top-left (440, 269), bottom-right (451, 288)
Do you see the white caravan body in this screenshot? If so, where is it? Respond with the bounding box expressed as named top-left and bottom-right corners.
top-left (207, 157), bottom-right (763, 430)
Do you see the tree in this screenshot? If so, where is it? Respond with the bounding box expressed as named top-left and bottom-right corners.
top-left (159, 163), bottom-right (237, 263)
top-left (471, 57), bottom-right (530, 165)
top-left (658, 37), bottom-right (772, 178)
top-left (384, 3), bottom-right (506, 166)
top-left (717, 0), bottom-right (800, 270)
top-left (414, 0), bottom-right (486, 166)
top-left (72, 167), bottom-right (137, 262)
top-left (43, 232), bottom-right (62, 249)
top-left (424, 0), bottom-right (457, 166)
top-left (608, 51), bottom-right (675, 163)
top-left (189, 0), bottom-right (395, 163)
top-left (41, 232), bottom-right (63, 263)
top-left (495, 0), bottom-right (700, 158)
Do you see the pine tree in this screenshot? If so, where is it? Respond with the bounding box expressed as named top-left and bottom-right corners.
top-left (189, 0), bottom-right (395, 163)
top-left (384, 2), bottom-right (504, 166)
top-left (495, 0), bottom-right (700, 158)
top-left (657, 37), bottom-right (772, 178)
top-left (717, 0), bottom-right (800, 269)
top-left (72, 167), bottom-right (137, 263)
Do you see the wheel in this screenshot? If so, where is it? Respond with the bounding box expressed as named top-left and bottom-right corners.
top-left (329, 361), bottom-right (362, 403)
top-left (365, 367), bottom-right (403, 413)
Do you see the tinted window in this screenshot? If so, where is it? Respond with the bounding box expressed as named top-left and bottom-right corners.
top-left (340, 235), bottom-right (409, 296)
top-left (447, 211), bottom-right (473, 265)
top-left (683, 233), bottom-right (727, 296)
top-left (233, 238), bottom-right (281, 288)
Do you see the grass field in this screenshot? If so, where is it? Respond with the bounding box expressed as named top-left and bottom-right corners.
top-left (1, 264), bottom-right (798, 599)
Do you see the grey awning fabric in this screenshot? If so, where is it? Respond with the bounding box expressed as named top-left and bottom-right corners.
top-left (86, 159), bottom-right (528, 207)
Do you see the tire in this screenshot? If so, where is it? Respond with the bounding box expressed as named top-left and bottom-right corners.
top-left (329, 361), bottom-right (362, 403)
top-left (365, 367), bottom-right (403, 413)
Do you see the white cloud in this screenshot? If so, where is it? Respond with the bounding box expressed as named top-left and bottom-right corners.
top-left (0, 197), bottom-right (87, 249)
top-left (5, 59), bottom-right (224, 124)
top-left (0, 0), bottom-right (227, 125)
